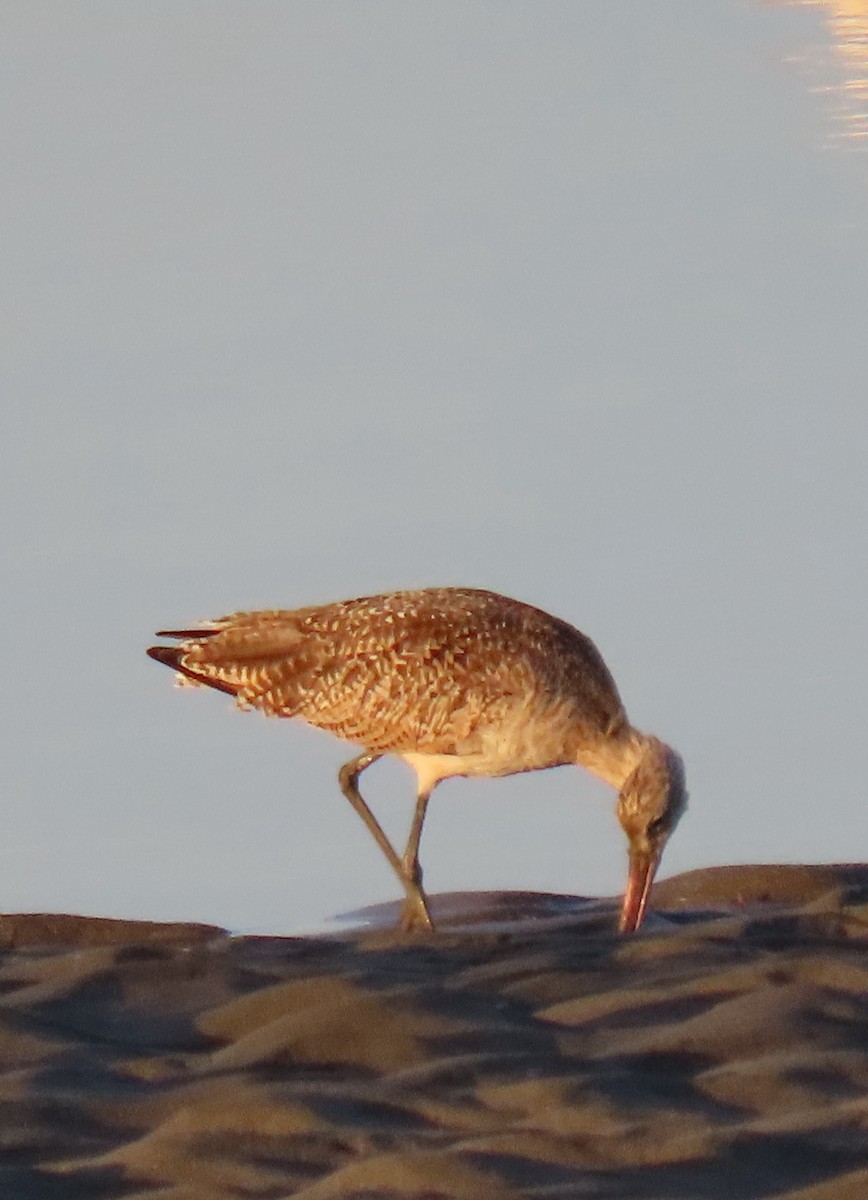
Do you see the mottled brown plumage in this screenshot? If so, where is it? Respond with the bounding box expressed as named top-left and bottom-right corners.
top-left (148, 588), bottom-right (687, 931)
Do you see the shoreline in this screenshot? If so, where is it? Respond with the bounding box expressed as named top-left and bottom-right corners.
top-left (2, 863), bottom-right (867, 1199)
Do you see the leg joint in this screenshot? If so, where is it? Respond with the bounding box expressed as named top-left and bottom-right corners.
top-left (338, 752), bottom-right (379, 790)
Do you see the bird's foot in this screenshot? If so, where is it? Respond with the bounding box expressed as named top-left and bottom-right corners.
top-left (397, 893), bottom-right (435, 933)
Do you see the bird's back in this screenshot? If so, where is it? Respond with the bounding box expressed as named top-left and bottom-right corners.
top-left (148, 588), bottom-right (627, 758)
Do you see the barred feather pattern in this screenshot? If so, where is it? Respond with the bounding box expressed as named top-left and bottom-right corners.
top-left (150, 588), bottom-right (630, 776)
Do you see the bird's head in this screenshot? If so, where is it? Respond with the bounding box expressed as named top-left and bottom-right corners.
top-left (616, 738), bottom-right (686, 933)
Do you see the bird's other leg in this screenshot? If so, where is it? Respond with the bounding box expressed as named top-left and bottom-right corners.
top-left (338, 754), bottom-right (434, 931)
top-left (398, 786), bottom-right (434, 932)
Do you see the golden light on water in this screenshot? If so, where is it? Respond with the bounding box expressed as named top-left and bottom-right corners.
top-left (796, 1), bottom-right (868, 141)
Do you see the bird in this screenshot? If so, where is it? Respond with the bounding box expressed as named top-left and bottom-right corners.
top-left (147, 587), bottom-right (686, 933)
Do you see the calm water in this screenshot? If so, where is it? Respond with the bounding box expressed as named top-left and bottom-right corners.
top-left (797, 0), bottom-right (868, 142)
top-left (3, 1), bottom-right (868, 934)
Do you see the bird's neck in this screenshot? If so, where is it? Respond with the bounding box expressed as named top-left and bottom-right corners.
top-left (574, 726), bottom-right (659, 790)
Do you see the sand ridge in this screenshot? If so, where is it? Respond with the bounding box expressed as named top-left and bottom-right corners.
top-left (1, 864), bottom-right (867, 1198)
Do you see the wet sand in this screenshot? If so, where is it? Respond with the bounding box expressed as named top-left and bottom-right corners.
top-left (2, 864), bottom-right (867, 1199)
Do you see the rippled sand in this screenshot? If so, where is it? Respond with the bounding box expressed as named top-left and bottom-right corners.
top-left (2, 864), bottom-right (867, 1198)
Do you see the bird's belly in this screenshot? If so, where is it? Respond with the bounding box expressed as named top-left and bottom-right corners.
top-left (474, 700), bottom-right (577, 773)
top-left (400, 704), bottom-right (575, 791)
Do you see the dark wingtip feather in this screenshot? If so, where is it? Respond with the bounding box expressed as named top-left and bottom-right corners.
top-left (147, 644), bottom-right (183, 669)
top-left (154, 627), bottom-right (222, 639)
top-left (146, 642), bottom-right (239, 696)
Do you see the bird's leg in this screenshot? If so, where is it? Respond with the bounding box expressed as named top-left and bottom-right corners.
top-left (397, 787), bottom-right (434, 932)
top-left (338, 754), bottom-right (434, 931)
top-left (338, 753), bottom-right (399, 876)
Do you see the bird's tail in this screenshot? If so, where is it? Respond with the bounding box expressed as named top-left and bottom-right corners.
top-left (146, 641), bottom-right (240, 696)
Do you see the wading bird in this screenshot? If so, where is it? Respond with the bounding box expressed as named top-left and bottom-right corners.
top-left (148, 588), bottom-right (686, 932)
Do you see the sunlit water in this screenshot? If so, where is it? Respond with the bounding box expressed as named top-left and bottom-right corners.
top-left (784, 0), bottom-right (868, 142)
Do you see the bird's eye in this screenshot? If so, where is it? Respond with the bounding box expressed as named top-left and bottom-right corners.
top-left (647, 816), bottom-right (667, 838)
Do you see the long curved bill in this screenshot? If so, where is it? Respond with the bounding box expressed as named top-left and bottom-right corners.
top-left (619, 848), bottom-right (661, 933)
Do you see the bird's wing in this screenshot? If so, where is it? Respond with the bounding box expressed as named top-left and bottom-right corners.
top-left (285, 590), bottom-right (625, 753)
top-left (149, 599), bottom-right (504, 751)
top-left (148, 589), bottom-right (627, 754)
